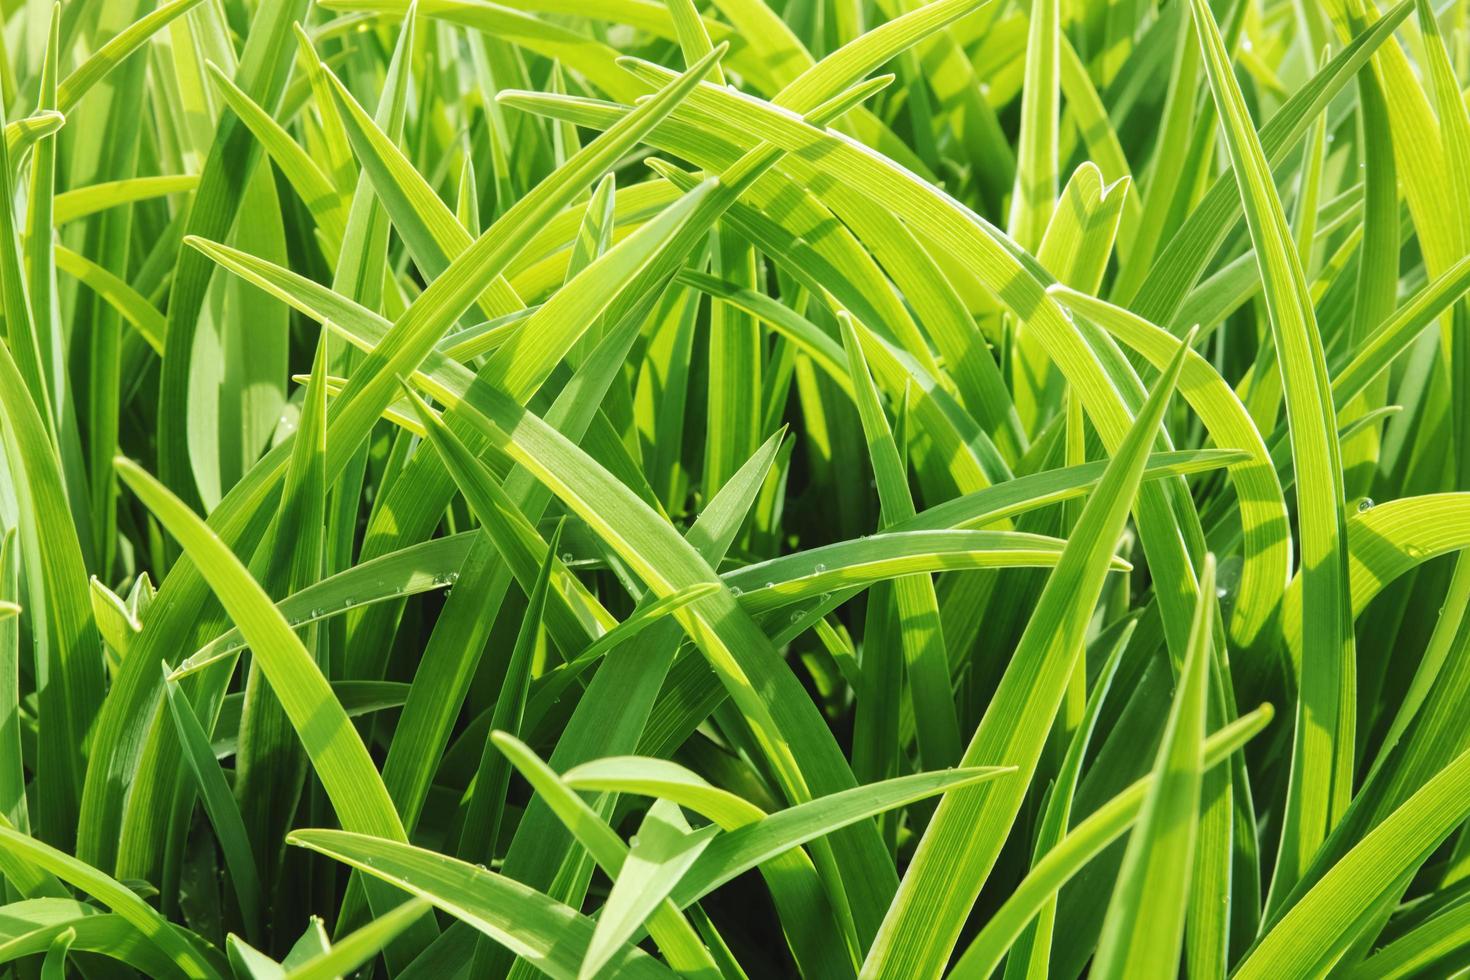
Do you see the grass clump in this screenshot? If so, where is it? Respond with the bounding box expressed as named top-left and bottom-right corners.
top-left (0, 0), bottom-right (1467, 976)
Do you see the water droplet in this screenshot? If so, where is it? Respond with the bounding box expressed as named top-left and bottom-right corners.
top-left (790, 611), bottom-right (803, 623)
top-left (814, 563), bottom-right (827, 574)
top-left (1216, 587), bottom-right (1228, 599)
top-left (1357, 497), bottom-right (1375, 513)
top-left (764, 581), bottom-right (775, 589)
top-left (729, 586), bottom-right (742, 597)
top-left (561, 552), bottom-right (573, 564)
top-left (630, 835), bottom-right (641, 848)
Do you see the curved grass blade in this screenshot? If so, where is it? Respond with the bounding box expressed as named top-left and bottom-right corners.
top-left (489, 733), bottom-right (730, 977)
top-left (0, 316), bottom-right (103, 845)
top-left (1187, 0), bottom-right (1354, 897)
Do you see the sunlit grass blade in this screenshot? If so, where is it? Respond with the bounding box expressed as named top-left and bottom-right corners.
top-left (0, 310), bottom-right (103, 845)
top-left (488, 732), bottom-right (731, 976)
top-left (1236, 735), bottom-right (1470, 977)
top-left (1186, 0), bottom-right (1354, 900)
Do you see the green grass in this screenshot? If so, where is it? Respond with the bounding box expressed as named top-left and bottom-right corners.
top-left (0, 0), bottom-right (1469, 975)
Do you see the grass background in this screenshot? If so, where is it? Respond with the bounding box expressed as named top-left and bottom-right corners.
top-left (0, 0), bottom-right (1466, 975)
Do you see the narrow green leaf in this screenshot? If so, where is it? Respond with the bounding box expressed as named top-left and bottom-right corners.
top-left (1187, 0), bottom-right (1353, 897)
